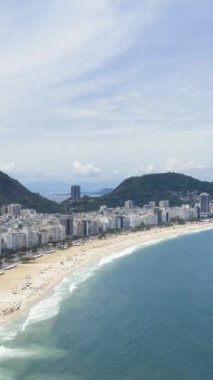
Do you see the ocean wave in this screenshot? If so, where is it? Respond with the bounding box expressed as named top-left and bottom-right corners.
top-left (0, 234), bottom-right (190, 333)
top-left (0, 328), bottom-right (18, 343)
top-left (22, 278), bottom-right (71, 331)
top-left (69, 283), bottom-right (78, 294)
top-left (0, 319), bottom-right (25, 343)
top-left (11, 238), bottom-right (171, 332)
top-left (0, 344), bottom-right (64, 368)
top-left (3, 225), bottom-right (213, 336)
top-left (97, 245), bottom-right (139, 267)
top-left (69, 269), bottom-right (96, 294)
top-left (0, 345), bottom-right (35, 362)
top-left (188, 226), bottom-right (213, 234)
top-left (21, 269), bottom-right (98, 330)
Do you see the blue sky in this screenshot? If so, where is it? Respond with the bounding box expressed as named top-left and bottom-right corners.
top-left (0, 0), bottom-right (213, 188)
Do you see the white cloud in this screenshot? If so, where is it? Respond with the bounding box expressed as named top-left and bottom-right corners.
top-left (134, 164), bottom-right (155, 175)
top-left (0, 162), bottom-right (16, 173)
top-left (0, 0), bottom-right (164, 117)
top-left (145, 164), bottom-right (155, 174)
top-left (73, 161), bottom-right (101, 176)
top-left (0, 1), bottom-right (213, 183)
top-left (0, 0), bottom-right (174, 133)
top-left (164, 158), bottom-right (206, 172)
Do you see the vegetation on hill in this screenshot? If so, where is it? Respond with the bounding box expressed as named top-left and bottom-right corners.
top-left (91, 188), bottom-right (114, 196)
top-left (60, 172), bottom-right (213, 213)
top-left (0, 171), bottom-right (60, 213)
top-left (1, 171), bottom-right (212, 215)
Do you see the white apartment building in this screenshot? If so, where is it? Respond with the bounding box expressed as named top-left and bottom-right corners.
top-left (98, 216), bottom-right (109, 232)
top-left (169, 206), bottom-right (197, 221)
top-left (23, 228), bottom-right (39, 248)
top-left (141, 213), bottom-right (158, 226)
top-left (73, 220), bottom-right (84, 237)
top-left (107, 217), bottom-right (118, 230)
top-left (4, 231), bottom-right (27, 250)
top-left (39, 230), bottom-right (49, 245)
top-left (90, 220), bottom-right (100, 235)
top-left (49, 225), bottom-right (66, 241)
top-left (8, 204), bottom-right (22, 216)
top-left (129, 215), bottom-right (143, 228)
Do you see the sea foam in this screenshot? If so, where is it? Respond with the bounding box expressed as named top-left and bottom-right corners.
top-left (22, 277), bottom-right (71, 331)
top-left (19, 233), bottom-right (184, 330)
top-left (2, 225), bottom-right (213, 337)
top-left (0, 345), bottom-right (35, 362)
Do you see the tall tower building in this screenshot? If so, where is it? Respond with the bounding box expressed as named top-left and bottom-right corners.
top-left (148, 201), bottom-right (156, 209)
top-left (71, 185), bottom-right (81, 200)
top-left (159, 200), bottom-right (169, 209)
top-left (154, 207), bottom-right (162, 225)
top-left (60, 216), bottom-right (74, 236)
top-left (199, 193), bottom-right (210, 216)
top-left (125, 200), bottom-right (134, 209)
top-left (7, 204), bottom-right (22, 216)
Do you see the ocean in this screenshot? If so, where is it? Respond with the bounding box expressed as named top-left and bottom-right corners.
top-left (1, 229), bottom-right (213, 380)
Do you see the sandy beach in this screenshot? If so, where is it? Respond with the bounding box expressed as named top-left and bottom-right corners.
top-left (0, 222), bottom-right (213, 325)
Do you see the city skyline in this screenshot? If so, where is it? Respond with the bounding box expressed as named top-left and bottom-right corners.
top-left (0, 1), bottom-right (213, 185)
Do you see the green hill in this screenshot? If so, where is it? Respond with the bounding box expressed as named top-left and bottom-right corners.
top-left (61, 172), bottom-right (213, 212)
top-left (0, 171), bottom-right (60, 213)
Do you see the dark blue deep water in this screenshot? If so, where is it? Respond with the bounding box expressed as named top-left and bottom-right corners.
top-left (1, 229), bottom-right (213, 380)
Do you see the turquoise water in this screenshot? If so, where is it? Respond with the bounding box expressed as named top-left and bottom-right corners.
top-left (1, 229), bottom-right (213, 379)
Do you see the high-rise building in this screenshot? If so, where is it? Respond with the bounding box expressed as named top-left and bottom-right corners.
top-left (0, 238), bottom-right (3, 255)
top-left (71, 185), bottom-right (81, 200)
top-left (116, 216), bottom-right (125, 229)
top-left (1, 204), bottom-right (22, 216)
top-left (159, 200), bottom-right (169, 209)
top-left (83, 220), bottom-right (91, 236)
top-left (73, 220), bottom-right (84, 237)
top-left (60, 216), bottom-right (74, 236)
top-left (8, 204), bottom-right (22, 216)
top-left (199, 193), bottom-right (210, 216)
top-left (154, 207), bottom-right (162, 225)
top-left (125, 200), bottom-right (134, 209)
top-left (148, 201), bottom-right (156, 209)
top-left (0, 205), bottom-right (8, 215)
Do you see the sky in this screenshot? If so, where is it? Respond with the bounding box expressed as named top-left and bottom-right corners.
top-left (0, 0), bottom-right (213, 190)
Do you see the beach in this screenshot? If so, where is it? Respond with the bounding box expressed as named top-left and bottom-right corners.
top-left (0, 222), bottom-right (213, 325)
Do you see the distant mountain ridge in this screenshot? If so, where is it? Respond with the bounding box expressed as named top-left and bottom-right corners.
top-left (1, 172), bottom-right (213, 214)
top-left (0, 171), bottom-right (60, 213)
top-left (82, 188), bottom-right (114, 196)
top-left (25, 181), bottom-right (117, 194)
top-left (61, 172), bottom-right (213, 212)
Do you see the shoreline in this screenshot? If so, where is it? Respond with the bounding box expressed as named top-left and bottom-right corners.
top-left (0, 222), bottom-right (213, 327)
